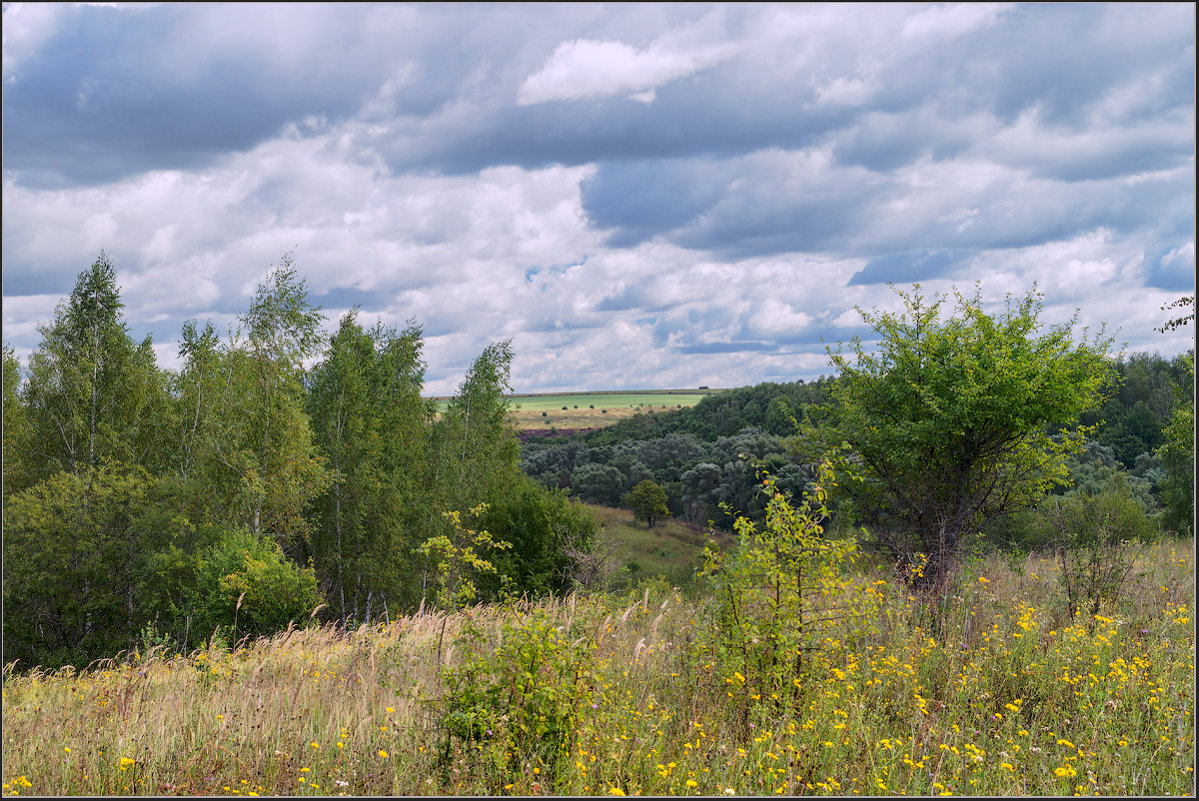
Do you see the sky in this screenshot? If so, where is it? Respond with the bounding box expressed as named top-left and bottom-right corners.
top-left (2, 2), bottom-right (1195, 395)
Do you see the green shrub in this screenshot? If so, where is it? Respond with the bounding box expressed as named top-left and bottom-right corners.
top-left (437, 607), bottom-right (593, 788)
top-left (1046, 474), bottom-right (1156, 620)
top-left (187, 527), bottom-right (322, 644)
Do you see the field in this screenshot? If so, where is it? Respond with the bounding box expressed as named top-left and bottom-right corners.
top-left (3, 537), bottom-right (1193, 797)
top-left (433, 389), bottom-right (721, 430)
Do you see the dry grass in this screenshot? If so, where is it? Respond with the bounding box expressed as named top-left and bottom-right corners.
top-left (3, 540), bottom-right (1193, 797)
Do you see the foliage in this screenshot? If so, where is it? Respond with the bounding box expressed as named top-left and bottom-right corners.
top-left (581, 379), bottom-right (831, 445)
top-left (22, 253), bottom-right (170, 480)
top-left (476, 476), bottom-right (599, 600)
top-left (809, 284), bottom-right (1116, 594)
top-left (700, 464), bottom-right (875, 718)
top-left (418, 505), bottom-right (511, 613)
top-left (1045, 474), bottom-right (1156, 620)
top-left (437, 606), bottom-right (593, 787)
top-left (2, 463), bottom-right (173, 669)
top-left (305, 311), bottom-right (433, 624)
top-left (2, 343), bottom-right (32, 497)
top-left (188, 527), bottom-right (323, 644)
top-left (1155, 352), bottom-right (1194, 536)
top-left (1155, 294), bottom-right (1194, 333)
top-left (626, 479), bottom-right (670, 528)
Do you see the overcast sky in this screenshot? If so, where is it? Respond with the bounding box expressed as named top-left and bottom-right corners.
top-left (3, 2), bottom-right (1195, 395)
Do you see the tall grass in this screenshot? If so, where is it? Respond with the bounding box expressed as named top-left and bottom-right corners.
top-left (3, 540), bottom-right (1193, 796)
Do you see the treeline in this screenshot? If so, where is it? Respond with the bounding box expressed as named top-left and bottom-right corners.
top-left (2, 254), bottom-right (595, 670)
top-left (521, 352), bottom-right (1193, 540)
top-left (520, 381), bottom-right (833, 529)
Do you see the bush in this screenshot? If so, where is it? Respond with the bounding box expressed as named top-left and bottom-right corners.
top-left (437, 607), bottom-right (593, 787)
top-left (187, 527), bottom-right (323, 644)
top-left (1046, 474), bottom-right (1157, 620)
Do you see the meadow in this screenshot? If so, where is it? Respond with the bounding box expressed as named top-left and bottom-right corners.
top-left (3, 537), bottom-right (1193, 797)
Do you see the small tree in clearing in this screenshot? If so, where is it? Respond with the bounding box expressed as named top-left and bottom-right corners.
top-left (626, 479), bottom-right (669, 528)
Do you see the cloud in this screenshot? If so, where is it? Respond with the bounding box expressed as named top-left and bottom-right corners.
top-left (3, 3), bottom-right (1194, 394)
top-left (517, 39), bottom-right (711, 105)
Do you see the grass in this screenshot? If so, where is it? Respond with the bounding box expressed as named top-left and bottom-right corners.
top-left (431, 389), bottom-right (721, 430)
top-left (582, 504), bottom-right (733, 590)
top-left (3, 539), bottom-right (1193, 797)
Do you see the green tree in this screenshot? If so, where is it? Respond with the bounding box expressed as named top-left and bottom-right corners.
top-left (699, 464), bottom-right (873, 716)
top-left (305, 311), bottom-right (434, 623)
top-left (187, 257), bottom-right (329, 557)
top-left (424, 340), bottom-right (519, 604)
top-left (3, 344), bottom-right (32, 498)
top-left (23, 253), bottom-right (169, 480)
top-left (3, 464), bottom-right (178, 668)
top-left (808, 284), bottom-right (1115, 594)
top-left (626, 478), bottom-right (670, 528)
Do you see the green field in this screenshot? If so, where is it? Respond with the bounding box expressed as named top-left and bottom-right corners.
top-left (433, 388), bottom-right (723, 429)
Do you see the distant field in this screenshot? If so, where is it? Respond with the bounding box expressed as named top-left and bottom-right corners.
top-left (432, 388), bottom-right (723, 429)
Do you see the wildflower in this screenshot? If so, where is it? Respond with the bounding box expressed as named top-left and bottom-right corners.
top-left (118, 757), bottom-right (135, 770)
top-left (310, 742), bottom-right (319, 750)
top-left (686, 780), bottom-right (698, 788)
top-left (386, 707), bottom-right (395, 714)
top-left (378, 749), bottom-right (388, 759)
top-left (610, 789), bottom-right (626, 797)
top-left (978, 576), bottom-right (990, 583)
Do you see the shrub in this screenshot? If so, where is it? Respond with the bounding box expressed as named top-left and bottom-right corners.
top-left (699, 463), bottom-right (877, 718)
top-left (188, 527), bottom-right (322, 644)
top-left (437, 607), bottom-right (593, 787)
top-left (1046, 474), bottom-right (1156, 620)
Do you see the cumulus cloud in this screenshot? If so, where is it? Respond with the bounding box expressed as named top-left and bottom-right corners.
top-left (3, 2), bottom-right (1194, 393)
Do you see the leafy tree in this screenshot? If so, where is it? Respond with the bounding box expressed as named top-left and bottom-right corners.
top-left (22, 253), bottom-right (169, 480)
top-left (570, 462), bottom-right (625, 506)
top-left (808, 284), bottom-right (1115, 594)
top-left (3, 464), bottom-right (176, 668)
top-left (699, 464), bottom-right (874, 717)
top-left (305, 311), bottom-right (433, 623)
top-left (188, 257), bottom-right (329, 556)
top-left (476, 476), bottom-right (599, 600)
top-left (3, 344), bottom-right (32, 497)
top-left (424, 340), bottom-right (520, 604)
top-left (417, 504), bottom-right (511, 661)
top-left (626, 479), bottom-right (670, 528)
